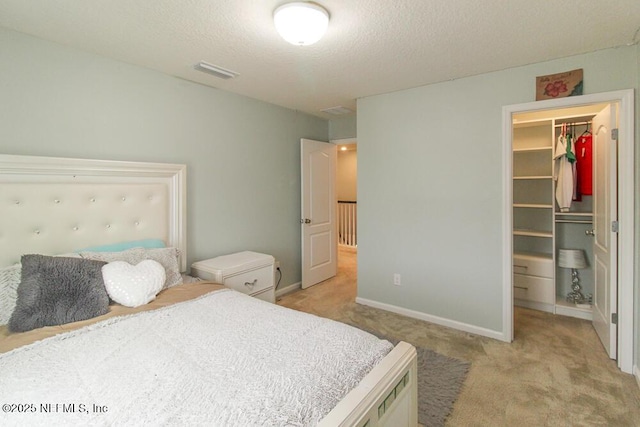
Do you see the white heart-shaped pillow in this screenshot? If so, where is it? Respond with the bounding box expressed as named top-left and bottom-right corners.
top-left (102, 260), bottom-right (166, 307)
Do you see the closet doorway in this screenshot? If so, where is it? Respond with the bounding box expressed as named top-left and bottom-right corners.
top-left (502, 90), bottom-right (635, 374)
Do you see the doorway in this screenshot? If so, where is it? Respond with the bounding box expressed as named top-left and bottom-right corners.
top-left (300, 137), bottom-right (357, 290)
top-left (335, 139), bottom-right (358, 246)
top-left (502, 90), bottom-right (635, 374)
top-left (335, 138), bottom-right (358, 292)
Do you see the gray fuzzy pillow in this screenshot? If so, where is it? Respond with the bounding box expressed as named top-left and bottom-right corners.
top-left (8, 255), bottom-right (109, 333)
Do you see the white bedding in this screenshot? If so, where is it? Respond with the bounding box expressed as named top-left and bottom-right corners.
top-left (0, 288), bottom-right (393, 426)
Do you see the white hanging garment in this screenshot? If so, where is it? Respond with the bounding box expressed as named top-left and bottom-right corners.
top-left (554, 134), bottom-right (575, 212)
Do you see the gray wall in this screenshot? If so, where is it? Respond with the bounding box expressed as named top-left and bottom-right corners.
top-left (358, 46), bottom-right (638, 340)
top-left (329, 116), bottom-right (357, 140)
top-left (0, 28), bottom-right (328, 288)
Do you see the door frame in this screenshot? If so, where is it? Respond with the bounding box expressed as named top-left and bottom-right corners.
top-left (501, 89), bottom-right (635, 374)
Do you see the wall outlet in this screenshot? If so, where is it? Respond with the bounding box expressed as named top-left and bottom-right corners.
top-left (275, 261), bottom-right (280, 270)
top-left (393, 273), bottom-right (401, 286)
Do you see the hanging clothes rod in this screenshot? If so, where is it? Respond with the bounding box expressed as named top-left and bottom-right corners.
top-left (554, 121), bottom-right (591, 127)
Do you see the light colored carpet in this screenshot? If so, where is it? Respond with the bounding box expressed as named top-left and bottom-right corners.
top-left (278, 246), bottom-right (640, 426)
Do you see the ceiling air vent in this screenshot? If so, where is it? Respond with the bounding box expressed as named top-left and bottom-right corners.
top-left (321, 106), bottom-right (352, 115)
top-left (194, 61), bottom-right (239, 79)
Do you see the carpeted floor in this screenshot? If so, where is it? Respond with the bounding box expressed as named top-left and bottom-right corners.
top-left (278, 247), bottom-right (640, 426)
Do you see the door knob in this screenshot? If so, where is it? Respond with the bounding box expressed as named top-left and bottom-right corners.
top-left (585, 229), bottom-right (595, 236)
top-left (300, 218), bottom-right (311, 224)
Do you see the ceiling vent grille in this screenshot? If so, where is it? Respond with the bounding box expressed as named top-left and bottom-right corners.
top-left (194, 61), bottom-right (239, 79)
top-left (321, 106), bottom-right (352, 115)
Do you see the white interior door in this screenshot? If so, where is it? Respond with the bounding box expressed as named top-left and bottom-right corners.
top-left (301, 138), bottom-right (337, 289)
top-left (591, 104), bottom-right (617, 359)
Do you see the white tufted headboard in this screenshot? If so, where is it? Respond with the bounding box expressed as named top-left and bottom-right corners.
top-left (0, 155), bottom-right (187, 270)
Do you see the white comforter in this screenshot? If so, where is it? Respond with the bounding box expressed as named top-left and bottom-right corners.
top-left (0, 289), bottom-right (392, 426)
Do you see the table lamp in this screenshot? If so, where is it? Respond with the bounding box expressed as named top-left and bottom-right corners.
top-left (558, 249), bottom-right (588, 304)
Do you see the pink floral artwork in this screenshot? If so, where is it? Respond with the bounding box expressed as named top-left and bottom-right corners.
top-left (543, 80), bottom-right (568, 98)
top-left (536, 69), bottom-right (583, 100)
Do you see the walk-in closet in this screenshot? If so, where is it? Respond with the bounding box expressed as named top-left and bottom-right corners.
top-left (511, 102), bottom-right (616, 326)
top-left (506, 89), bottom-right (635, 372)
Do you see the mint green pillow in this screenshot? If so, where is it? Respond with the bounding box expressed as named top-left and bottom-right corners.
top-left (76, 239), bottom-right (165, 253)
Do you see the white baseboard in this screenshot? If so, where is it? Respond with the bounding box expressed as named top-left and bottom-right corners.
top-left (275, 282), bottom-right (301, 298)
top-left (514, 299), bottom-right (554, 314)
top-left (634, 365), bottom-right (640, 390)
top-left (355, 297), bottom-right (508, 342)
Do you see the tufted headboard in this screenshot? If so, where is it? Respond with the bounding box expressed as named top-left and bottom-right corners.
top-left (0, 154), bottom-right (187, 270)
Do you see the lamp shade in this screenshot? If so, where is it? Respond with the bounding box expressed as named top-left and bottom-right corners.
top-left (274, 2), bottom-right (329, 46)
top-left (558, 249), bottom-right (588, 269)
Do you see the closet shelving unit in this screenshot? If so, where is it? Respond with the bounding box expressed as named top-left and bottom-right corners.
top-left (512, 114), bottom-right (595, 320)
top-left (512, 120), bottom-right (556, 313)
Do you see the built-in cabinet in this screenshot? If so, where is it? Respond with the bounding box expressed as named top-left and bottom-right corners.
top-left (512, 111), bottom-right (598, 320)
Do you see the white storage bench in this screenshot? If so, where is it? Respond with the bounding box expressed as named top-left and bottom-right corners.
top-left (191, 251), bottom-right (275, 303)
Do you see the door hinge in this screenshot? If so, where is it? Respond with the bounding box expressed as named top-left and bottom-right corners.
top-left (611, 128), bottom-right (618, 140)
top-left (611, 220), bottom-right (619, 233)
top-left (611, 313), bottom-right (618, 324)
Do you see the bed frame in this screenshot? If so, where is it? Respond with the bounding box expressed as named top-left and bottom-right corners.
top-left (0, 154), bottom-right (418, 427)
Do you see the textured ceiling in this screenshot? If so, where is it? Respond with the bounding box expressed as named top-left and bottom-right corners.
top-left (1, 0), bottom-right (639, 118)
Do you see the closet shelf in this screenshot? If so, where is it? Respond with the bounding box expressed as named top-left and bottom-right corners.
top-left (555, 297), bottom-right (593, 321)
top-left (513, 175), bottom-right (553, 180)
top-left (513, 146), bottom-right (553, 153)
top-left (513, 251), bottom-right (552, 260)
top-left (514, 203), bottom-right (553, 209)
top-left (555, 212), bottom-right (593, 217)
top-left (513, 229), bottom-right (553, 238)
top-left (555, 212), bottom-right (593, 224)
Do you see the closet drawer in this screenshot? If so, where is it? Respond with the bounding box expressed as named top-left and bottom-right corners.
top-left (513, 274), bottom-right (554, 304)
top-left (513, 253), bottom-right (553, 278)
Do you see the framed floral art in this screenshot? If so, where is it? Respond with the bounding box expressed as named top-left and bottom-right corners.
top-left (535, 68), bottom-right (583, 100)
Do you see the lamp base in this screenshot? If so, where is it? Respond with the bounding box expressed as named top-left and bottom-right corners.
top-left (566, 291), bottom-right (586, 305)
top-left (565, 268), bottom-right (586, 304)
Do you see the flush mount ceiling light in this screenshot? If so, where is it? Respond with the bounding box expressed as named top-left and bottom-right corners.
top-left (273, 2), bottom-right (329, 46)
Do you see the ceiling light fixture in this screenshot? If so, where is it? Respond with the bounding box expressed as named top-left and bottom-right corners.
top-left (273, 2), bottom-right (329, 46)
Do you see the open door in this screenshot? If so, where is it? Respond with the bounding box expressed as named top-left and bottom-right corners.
top-left (301, 138), bottom-right (337, 289)
top-left (591, 104), bottom-right (618, 358)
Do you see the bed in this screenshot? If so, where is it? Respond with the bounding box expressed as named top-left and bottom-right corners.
top-left (0, 154), bottom-right (418, 426)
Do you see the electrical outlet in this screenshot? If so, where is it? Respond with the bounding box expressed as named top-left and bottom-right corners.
top-left (393, 273), bottom-right (401, 286)
top-left (275, 261), bottom-right (280, 270)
